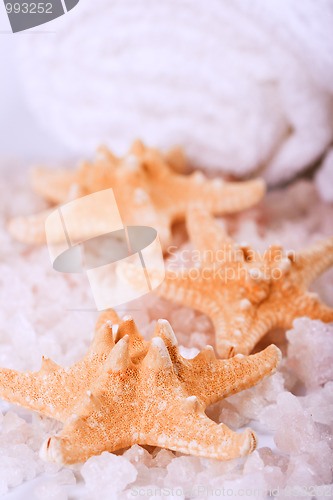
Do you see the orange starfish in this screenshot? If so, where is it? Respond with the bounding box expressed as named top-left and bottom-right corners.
top-left (0, 311), bottom-right (280, 464)
top-left (8, 141), bottom-right (265, 250)
top-left (120, 209), bottom-right (333, 357)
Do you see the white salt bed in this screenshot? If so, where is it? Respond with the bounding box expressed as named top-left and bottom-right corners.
top-left (0, 171), bottom-right (333, 498)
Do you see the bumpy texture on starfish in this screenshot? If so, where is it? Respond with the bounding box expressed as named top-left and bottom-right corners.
top-left (8, 140), bottom-right (265, 250)
top-left (0, 310), bottom-right (280, 464)
top-left (121, 209), bottom-right (333, 357)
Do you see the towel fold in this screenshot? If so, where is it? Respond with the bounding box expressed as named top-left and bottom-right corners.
top-left (16, 0), bottom-right (333, 185)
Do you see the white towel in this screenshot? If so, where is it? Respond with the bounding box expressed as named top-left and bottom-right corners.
top-left (316, 148), bottom-right (333, 202)
top-left (15, 0), bottom-right (333, 185)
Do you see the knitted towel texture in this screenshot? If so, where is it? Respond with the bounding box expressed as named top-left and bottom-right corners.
top-left (16, 0), bottom-right (333, 185)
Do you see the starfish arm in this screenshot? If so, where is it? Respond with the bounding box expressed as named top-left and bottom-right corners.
top-left (9, 187), bottom-right (121, 246)
top-left (145, 404), bottom-right (256, 460)
top-left (118, 261), bottom-right (206, 312)
top-left (44, 401), bottom-right (255, 465)
top-left (7, 177), bottom-right (85, 245)
top-left (208, 304), bottom-right (277, 357)
top-left (114, 181), bottom-right (172, 250)
top-left (0, 312), bottom-right (275, 466)
top-left (168, 177), bottom-right (265, 219)
top-left (31, 167), bottom-right (78, 204)
top-left (0, 323), bottom-right (115, 422)
top-left (0, 361), bottom-right (105, 423)
top-left (208, 307), bottom-right (235, 358)
top-left (41, 344), bottom-right (139, 464)
top-left (0, 361), bottom-right (69, 420)
top-left (137, 212), bottom-right (171, 251)
top-left (186, 208), bottom-right (235, 266)
top-left (209, 177), bottom-right (266, 213)
top-left (157, 269), bottom-right (208, 311)
top-left (295, 237), bottom-right (333, 286)
top-left (286, 292), bottom-right (333, 325)
top-left (40, 415), bottom-right (135, 464)
top-left (8, 208), bottom-right (52, 245)
top-left (187, 344), bottom-right (281, 407)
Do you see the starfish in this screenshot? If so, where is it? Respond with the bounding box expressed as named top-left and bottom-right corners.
top-left (0, 310), bottom-right (280, 464)
top-left (120, 209), bottom-right (333, 358)
top-left (7, 140), bottom-right (265, 251)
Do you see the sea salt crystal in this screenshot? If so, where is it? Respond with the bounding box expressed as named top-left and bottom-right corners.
top-left (81, 451), bottom-right (137, 496)
top-left (0, 463), bottom-right (23, 492)
top-left (209, 472), bottom-right (267, 499)
top-left (272, 391), bottom-right (333, 486)
top-left (299, 440), bottom-right (333, 485)
top-left (244, 450), bottom-right (285, 491)
top-left (122, 447), bottom-right (169, 492)
top-left (257, 447), bottom-right (288, 474)
top-left (123, 444), bottom-right (153, 467)
top-left (0, 443), bottom-right (38, 491)
top-left (300, 382), bottom-right (333, 425)
top-left (243, 450), bottom-right (264, 475)
top-left (54, 469), bottom-right (76, 485)
top-left (1, 411), bottom-right (27, 434)
top-left (152, 448), bottom-right (174, 468)
top-left (34, 481), bottom-right (68, 500)
top-left (219, 372), bottom-right (285, 428)
top-left (131, 466), bottom-right (166, 490)
top-left (286, 318), bottom-right (333, 388)
top-left (218, 401), bottom-right (248, 429)
top-left (274, 394), bottom-right (310, 454)
top-left (197, 455), bottom-right (239, 481)
top-left (285, 459), bottom-right (322, 489)
top-left (165, 456), bottom-right (202, 489)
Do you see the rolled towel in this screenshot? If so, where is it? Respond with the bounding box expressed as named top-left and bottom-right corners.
top-left (15, 0), bottom-right (333, 185)
top-left (316, 148), bottom-right (333, 203)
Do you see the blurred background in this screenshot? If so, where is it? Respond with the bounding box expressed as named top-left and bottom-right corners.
top-left (0, 7), bottom-right (69, 163)
top-left (1, 0), bottom-right (333, 190)
top-left (0, 3), bottom-right (333, 498)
